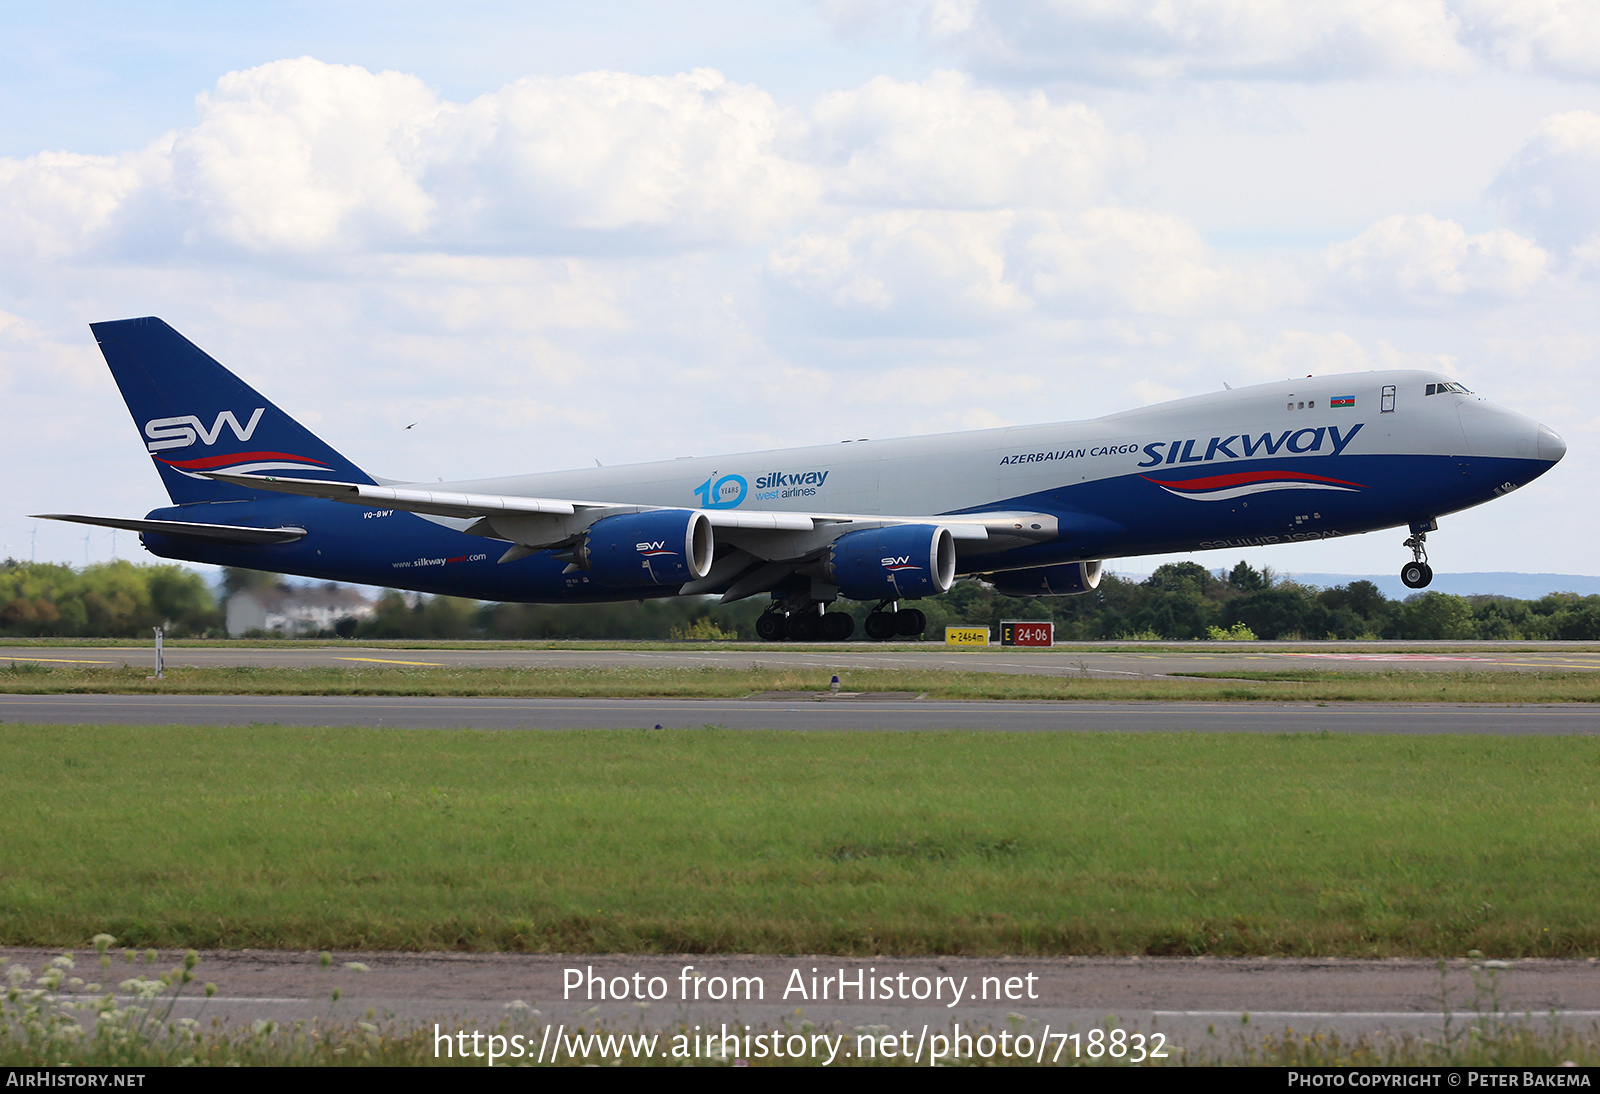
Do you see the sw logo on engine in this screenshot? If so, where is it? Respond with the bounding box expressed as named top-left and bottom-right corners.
top-left (144, 408), bottom-right (266, 452)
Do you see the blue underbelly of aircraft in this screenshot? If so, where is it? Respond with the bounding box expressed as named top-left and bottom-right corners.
top-left (136, 452), bottom-right (1545, 603)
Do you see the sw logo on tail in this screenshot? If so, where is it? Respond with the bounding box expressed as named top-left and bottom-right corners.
top-left (144, 408), bottom-right (267, 452)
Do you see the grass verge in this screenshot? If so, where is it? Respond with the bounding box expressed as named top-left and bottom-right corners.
top-left (2, 725), bottom-right (1598, 956)
top-left (3, 660), bottom-right (1600, 701)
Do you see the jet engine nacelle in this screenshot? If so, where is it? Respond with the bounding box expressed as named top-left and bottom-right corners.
top-left (573, 509), bottom-right (713, 586)
top-left (824, 524), bottom-right (956, 601)
top-left (986, 560), bottom-right (1103, 597)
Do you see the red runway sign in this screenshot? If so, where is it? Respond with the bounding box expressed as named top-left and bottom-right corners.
top-left (999, 621), bottom-right (1054, 647)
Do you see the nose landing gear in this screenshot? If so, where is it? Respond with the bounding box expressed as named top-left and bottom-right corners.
top-left (1400, 522), bottom-right (1435, 589)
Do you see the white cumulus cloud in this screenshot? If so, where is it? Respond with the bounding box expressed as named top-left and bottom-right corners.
top-left (768, 205), bottom-right (1267, 326)
top-left (1247, 329), bottom-right (1373, 379)
top-left (167, 58), bottom-right (440, 253)
top-left (1492, 110), bottom-right (1600, 259)
top-left (768, 210), bottom-right (1028, 326)
top-left (1454, 0), bottom-right (1600, 79)
top-left (0, 59), bottom-right (820, 261)
top-left (0, 148), bottom-right (164, 261)
top-left (416, 68), bottom-right (819, 248)
top-left (809, 70), bottom-right (1126, 207)
top-left (1023, 207), bottom-right (1270, 314)
top-left (1325, 214), bottom-right (1548, 305)
top-left (0, 61), bottom-right (1139, 264)
top-left (822, 0), bottom-right (1600, 82)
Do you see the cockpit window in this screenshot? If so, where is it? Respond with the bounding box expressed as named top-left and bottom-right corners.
top-left (1426, 382), bottom-right (1471, 396)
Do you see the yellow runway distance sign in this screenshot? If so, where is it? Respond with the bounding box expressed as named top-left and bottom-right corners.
top-left (944, 627), bottom-right (991, 647)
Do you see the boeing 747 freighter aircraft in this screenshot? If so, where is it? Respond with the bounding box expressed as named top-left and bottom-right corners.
top-left (39, 318), bottom-right (1567, 641)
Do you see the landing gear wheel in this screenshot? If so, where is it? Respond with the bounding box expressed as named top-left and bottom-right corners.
top-left (787, 612), bottom-right (822, 641)
top-left (1401, 561), bottom-right (1433, 589)
top-left (1400, 526), bottom-right (1435, 590)
top-left (755, 612), bottom-right (787, 641)
top-left (821, 612), bottom-right (855, 641)
top-left (864, 612), bottom-right (897, 641)
top-left (894, 608), bottom-right (926, 636)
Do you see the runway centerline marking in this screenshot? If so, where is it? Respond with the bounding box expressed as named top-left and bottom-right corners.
top-left (102, 994), bottom-right (309, 1004)
top-left (1289, 654), bottom-right (1498, 662)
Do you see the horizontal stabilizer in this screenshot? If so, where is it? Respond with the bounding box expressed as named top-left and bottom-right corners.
top-left (33, 513), bottom-right (306, 545)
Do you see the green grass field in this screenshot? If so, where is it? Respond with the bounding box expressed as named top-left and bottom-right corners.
top-left (2, 725), bottom-right (1597, 956)
top-left (5, 660), bottom-right (1600, 701)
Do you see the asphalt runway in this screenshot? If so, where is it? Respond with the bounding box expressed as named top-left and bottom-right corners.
top-left (14, 949), bottom-right (1598, 1055)
top-left (7, 641), bottom-right (1600, 678)
top-left (3, 693), bottom-right (1597, 732)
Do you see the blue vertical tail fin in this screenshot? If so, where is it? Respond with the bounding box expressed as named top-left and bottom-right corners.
top-left (91, 317), bottom-right (375, 505)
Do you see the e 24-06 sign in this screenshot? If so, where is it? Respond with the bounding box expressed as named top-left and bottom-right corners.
top-left (999, 621), bottom-right (1054, 647)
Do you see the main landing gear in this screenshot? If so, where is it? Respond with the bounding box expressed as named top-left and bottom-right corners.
top-left (863, 600), bottom-right (926, 642)
top-left (756, 602), bottom-right (855, 642)
top-left (1400, 522), bottom-right (1436, 589)
top-left (754, 599), bottom-right (930, 641)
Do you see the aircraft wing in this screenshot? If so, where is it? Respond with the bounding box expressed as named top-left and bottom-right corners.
top-left (201, 470), bottom-right (1053, 543)
top-left (200, 470), bottom-right (823, 536)
top-left (196, 473), bottom-right (605, 519)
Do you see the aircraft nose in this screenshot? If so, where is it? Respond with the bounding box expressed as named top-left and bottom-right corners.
top-left (1537, 423), bottom-right (1567, 463)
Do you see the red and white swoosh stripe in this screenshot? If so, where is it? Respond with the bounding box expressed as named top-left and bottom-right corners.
top-left (157, 450), bottom-right (331, 480)
top-left (1143, 469), bottom-right (1365, 502)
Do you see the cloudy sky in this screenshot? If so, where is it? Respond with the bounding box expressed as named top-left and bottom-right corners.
top-left (3, 0), bottom-right (1597, 582)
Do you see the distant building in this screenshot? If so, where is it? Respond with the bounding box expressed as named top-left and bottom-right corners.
top-left (225, 584), bottom-right (376, 637)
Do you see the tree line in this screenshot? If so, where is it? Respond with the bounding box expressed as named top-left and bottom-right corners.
top-left (936, 561), bottom-right (1600, 642)
top-left (4, 558), bottom-right (1599, 641)
top-left (0, 560), bottom-right (219, 637)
